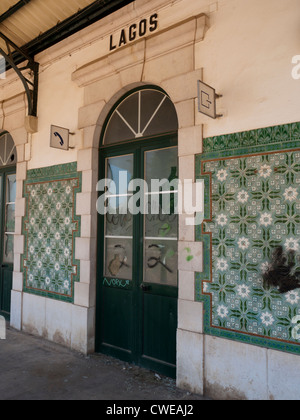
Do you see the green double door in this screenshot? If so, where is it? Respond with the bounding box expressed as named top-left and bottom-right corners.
top-left (0, 169), bottom-right (16, 319)
top-left (96, 136), bottom-right (178, 378)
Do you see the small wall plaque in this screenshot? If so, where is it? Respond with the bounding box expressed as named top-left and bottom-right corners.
top-left (198, 81), bottom-right (222, 119)
top-left (50, 125), bottom-right (70, 151)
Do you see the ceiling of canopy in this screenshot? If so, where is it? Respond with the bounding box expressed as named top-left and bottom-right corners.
top-left (0, 0), bottom-right (133, 61)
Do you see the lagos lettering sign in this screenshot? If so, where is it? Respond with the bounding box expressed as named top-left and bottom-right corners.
top-left (109, 14), bottom-right (158, 52)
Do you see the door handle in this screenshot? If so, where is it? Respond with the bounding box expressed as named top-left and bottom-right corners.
top-left (140, 283), bottom-right (151, 292)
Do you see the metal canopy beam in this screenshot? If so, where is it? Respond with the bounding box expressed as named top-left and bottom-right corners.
top-left (12, 0), bottom-right (134, 65)
top-left (0, 31), bottom-right (39, 117)
top-left (0, 0), bottom-right (32, 24)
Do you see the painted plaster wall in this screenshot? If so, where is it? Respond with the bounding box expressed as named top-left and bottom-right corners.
top-left (204, 335), bottom-right (300, 401)
top-left (0, 0), bottom-right (298, 399)
top-left (196, 0), bottom-right (300, 137)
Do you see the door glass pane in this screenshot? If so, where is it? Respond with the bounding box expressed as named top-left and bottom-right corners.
top-left (107, 155), bottom-right (134, 195)
top-left (144, 239), bottom-right (178, 287)
top-left (105, 197), bottom-right (133, 237)
top-left (0, 133), bottom-right (17, 168)
top-left (3, 234), bottom-right (14, 264)
top-left (103, 89), bottom-right (178, 145)
top-left (7, 174), bottom-right (16, 203)
top-left (5, 204), bottom-right (15, 233)
top-left (141, 92), bottom-right (179, 138)
top-left (104, 155), bottom-right (134, 280)
top-left (145, 195), bottom-right (178, 239)
top-left (144, 147), bottom-right (178, 287)
top-left (3, 174), bottom-right (16, 264)
top-left (105, 237), bottom-right (133, 279)
top-left (145, 147), bottom-right (178, 185)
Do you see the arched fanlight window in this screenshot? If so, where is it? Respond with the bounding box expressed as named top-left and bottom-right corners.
top-left (103, 88), bottom-right (178, 145)
top-left (0, 131), bottom-right (17, 167)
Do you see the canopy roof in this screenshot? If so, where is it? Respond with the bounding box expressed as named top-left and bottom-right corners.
top-left (0, 0), bottom-right (133, 116)
top-left (0, 0), bottom-right (132, 60)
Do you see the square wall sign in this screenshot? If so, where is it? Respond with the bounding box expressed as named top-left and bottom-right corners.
top-left (50, 125), bottom-right (70, 151)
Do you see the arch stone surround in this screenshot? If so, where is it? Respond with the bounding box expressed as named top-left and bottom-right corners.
top-left (73, 13), bottom-right (207, 393)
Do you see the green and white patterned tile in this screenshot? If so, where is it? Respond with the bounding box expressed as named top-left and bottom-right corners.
top-left (196, 122), bottom-right (300, 355)
top-left (22, 163), bottom-right (81, 303)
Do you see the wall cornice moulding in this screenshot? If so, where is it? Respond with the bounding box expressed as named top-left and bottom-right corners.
top-left (72, 13), bottom-right (210, 88)
top-left (37, 0), bottom-right (213, 68)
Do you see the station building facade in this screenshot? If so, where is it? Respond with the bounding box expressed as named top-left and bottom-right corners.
top-left (0, 0), bottom-right (300, 400)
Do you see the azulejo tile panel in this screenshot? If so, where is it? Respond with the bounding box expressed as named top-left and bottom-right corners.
top-left (202, 122), bottom-right (300, 157)
top-left (22, 163), bottom-right (82, 303)
top-left (196, 122), bottom-right (300, 354)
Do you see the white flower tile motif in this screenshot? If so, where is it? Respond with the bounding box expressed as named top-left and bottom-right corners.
top-left (22, 163), bottom-right (81, 302)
